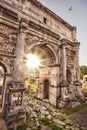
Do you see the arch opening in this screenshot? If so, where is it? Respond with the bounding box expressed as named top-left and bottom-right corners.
top-left (25, 45), bottom-right (56, 93)
top-left (25, 45), bottom-right (56, 68)
top-left (67, 69), bottom-right (72, 84)
top-left (0, 65), bottom-right (5, 114)
top-left (43, 79), bottom-right (49, 99)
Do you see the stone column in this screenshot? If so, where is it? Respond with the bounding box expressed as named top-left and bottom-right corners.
top-left (59, 41), bottom-right (69, 101)
top-left (15, 19), bottom-right (28, 83)
top-left (74, 43), bottom-right (83, 99)
top-left (76, 44), bottom-right (80, 80)
top-left (62, 43), bottom-right (67, 81)
top-left (72, 26), bottom-right (77, 41)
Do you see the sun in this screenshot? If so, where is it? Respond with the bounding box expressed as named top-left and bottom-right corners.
top-left (26, 54), bottom-right (40, 67)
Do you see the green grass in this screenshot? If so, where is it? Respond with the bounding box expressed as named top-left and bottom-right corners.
top-left (17, 124), bottom-right (27, 130)
top-left (40, 117), bottom-right (62, 130)
top-left (63, 104), bottom-right (87, 115)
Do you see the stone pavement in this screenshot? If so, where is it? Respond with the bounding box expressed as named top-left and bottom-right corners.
top-left (0, 118), bottom-right (7, 130)
top-left (70, 108), bottom-right (87, 129)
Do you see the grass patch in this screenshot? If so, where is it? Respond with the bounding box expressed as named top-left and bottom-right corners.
top-left (17, 124), bottom-right (27, 130)
top-left (40, 117), bottom-right (62, 130)
top-left (63, 104), bottom-right (87, 115)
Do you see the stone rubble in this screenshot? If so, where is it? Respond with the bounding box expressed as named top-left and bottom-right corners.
top-left (24, 94), bottom-right (86, 130)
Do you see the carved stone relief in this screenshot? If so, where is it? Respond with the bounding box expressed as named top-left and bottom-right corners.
top-left (0, 24), bottom-right (17, 55)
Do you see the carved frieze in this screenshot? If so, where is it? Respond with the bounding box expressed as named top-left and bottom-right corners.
top-left (24, 33), bottom-right (48, 54)
top-left (0, 24), bottom-right (17, 55)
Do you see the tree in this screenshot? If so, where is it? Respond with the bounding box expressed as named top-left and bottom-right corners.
top-left (80, 65), bottom-right (87, 79)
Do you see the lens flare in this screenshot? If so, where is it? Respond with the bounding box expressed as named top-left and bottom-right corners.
top-left (26, 54), bottom-right (40, 67)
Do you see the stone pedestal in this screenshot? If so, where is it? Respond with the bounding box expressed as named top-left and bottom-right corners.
top-left (73, 80), bottom-right (84, 100)
top-left (57, 80), bottom-right (70, 108)
top-left (3, 80), bottom-right (25, 129)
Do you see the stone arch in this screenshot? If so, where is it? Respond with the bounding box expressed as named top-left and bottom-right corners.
top-left (0, 60), bottom-right (11, 74)
top-left (43, 79), bottom-right (49, 99)
top-left (0, 66), bottom-right (4, 112)
top-left (25, 40), bottom-right (59, 103)
top-left (45, 44), bottom-right (58, 64)
top-left (26, 43), bottom-right (58, 65)
top-left (0, 60), bottom-right (11, 115)
top-left (66, 69), bottom-right (72, 84)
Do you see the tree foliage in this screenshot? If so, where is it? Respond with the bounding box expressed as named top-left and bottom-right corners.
top-left (80, 65), bottom-right (87, 79)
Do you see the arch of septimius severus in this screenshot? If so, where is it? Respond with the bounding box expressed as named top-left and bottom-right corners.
top-left (0, 0), bottom-right (83, 129)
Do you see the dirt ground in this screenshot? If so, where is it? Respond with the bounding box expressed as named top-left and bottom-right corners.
top-left (69, 108), bottom-right (87, 129)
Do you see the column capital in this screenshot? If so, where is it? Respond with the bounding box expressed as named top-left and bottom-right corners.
top-left (74, 41), bottom-right (80, 47)
top-left (60, 39), bottom-right (67, 47)
top-left (19, 18), bottom-right (28, 33)
top-left (73, 26), bottom-right (77, 31)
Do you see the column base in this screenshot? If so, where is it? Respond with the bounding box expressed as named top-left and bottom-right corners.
top-left (57, 80), bottom-right (85, 108)
top-left (59, 80), bottom-right (69, 101)
top-left (3, 80), bottom-right (26, 129)
top-left (73, 80), bottom-right (84, 101)
top-left (57, 98), bottom-right (70, 108)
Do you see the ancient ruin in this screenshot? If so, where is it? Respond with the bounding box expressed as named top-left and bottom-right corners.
top-left (0, 0), bottom-right (83, 129)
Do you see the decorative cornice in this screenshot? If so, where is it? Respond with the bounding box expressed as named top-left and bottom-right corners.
top-left (0, 5), bottom-right (19, 28)
top-left (0, 50), bottom-right (16, 58)
top-left (29, 20), bottom-right (60, 40)
top-left (0, 5), bottom-right (18, 21)
top-left (60, 38), bottom-right (80, 47)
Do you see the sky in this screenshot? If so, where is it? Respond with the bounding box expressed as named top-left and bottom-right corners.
top-left (38, 0), bottom-right (87, 66)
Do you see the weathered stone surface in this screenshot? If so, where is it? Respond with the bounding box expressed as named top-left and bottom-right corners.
top-left (53, 119), bottom-right (65, 126)
top-left (0, 0), bottom-right (83, 128)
